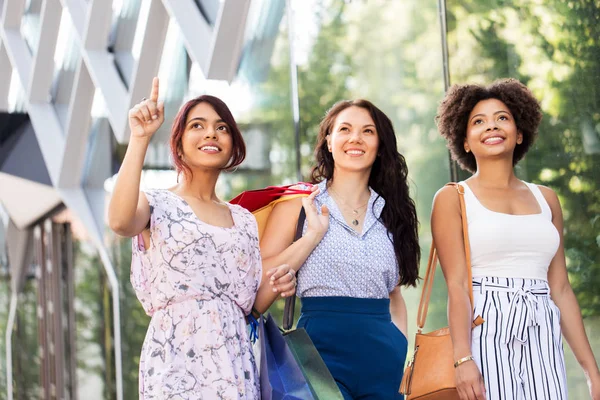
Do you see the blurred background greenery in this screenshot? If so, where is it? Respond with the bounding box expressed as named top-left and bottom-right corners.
top-left (1, 0), bottom-right (598, 398)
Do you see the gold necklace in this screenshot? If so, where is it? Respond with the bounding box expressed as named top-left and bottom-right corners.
top-left (328, 187), bottom-right (370, 226)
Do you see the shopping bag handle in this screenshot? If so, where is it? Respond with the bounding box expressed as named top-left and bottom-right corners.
top-left (256, 183), bottom-right (313, 198)
top-left (282, 207), bottom-right (306, 330)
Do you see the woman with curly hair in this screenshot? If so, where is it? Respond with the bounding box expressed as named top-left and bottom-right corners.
top-left (432, 78), bottom-right (600, 400)
top-left (259, 99), bottom-right (420, 399)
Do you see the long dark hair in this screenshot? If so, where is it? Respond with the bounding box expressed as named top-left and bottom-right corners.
top-left (311, 99), bottom-right (420, 286)
top-left (170, 95), bottom-right (246, 179)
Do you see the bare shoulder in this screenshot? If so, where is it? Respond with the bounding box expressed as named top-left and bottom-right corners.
top-left (536, 184), bottom-right (561, 208)
top-left (535, 184), bottom-right (564, 222)
top-left (432, 184), bottom-right (461, 211)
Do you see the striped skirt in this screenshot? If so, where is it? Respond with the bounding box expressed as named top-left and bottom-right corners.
top-left (471, 277), bottom-right (568, 400)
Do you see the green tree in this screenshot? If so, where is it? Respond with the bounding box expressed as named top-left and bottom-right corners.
top-left (112, 236), bottom-right (150, 400)
top-left (73, 241), bottom-right (112, 399)
top-left (11, 281), bottom-right (40, 400)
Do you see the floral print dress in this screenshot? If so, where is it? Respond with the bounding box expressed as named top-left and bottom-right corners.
top-left (131, 189), bottom-right (261, 399)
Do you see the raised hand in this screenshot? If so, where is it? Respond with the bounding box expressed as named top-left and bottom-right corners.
top-left (302, 186), bottom-right (330, 242)
top-left (128, 77), bottom-right (165, 138)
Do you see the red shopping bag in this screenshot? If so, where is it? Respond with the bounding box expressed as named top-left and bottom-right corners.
top-left (230, 184), bottom-right (313, 239)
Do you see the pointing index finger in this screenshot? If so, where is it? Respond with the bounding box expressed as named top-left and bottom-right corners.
top-left (150, 77), bottom-right (159, 103)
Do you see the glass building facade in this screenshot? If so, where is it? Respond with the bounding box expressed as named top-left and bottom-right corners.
top-left (0, 0), bottom-right (599, 398)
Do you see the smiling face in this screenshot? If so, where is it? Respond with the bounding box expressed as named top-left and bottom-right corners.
top-left (179, 102), bottom-right (233, 170)
top-left (327, 106), bottom-right (380, 174)
top-left (465, 98), bottom-right (523, 167)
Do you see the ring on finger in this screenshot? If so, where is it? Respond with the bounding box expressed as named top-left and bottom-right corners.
top-left (287, 270), bottom-right (295, 279)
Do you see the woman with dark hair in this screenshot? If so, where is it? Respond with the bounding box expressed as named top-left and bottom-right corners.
top-left (260, 99), bottom-right (420, 399)
top-left (108, 78), bottom-right (297, 399)
top-left (433, 78), bottom-right (600, 400)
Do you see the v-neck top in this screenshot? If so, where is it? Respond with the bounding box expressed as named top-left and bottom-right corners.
top-left (459, 181), bottom-right (560, 281)
top-left (297, 180), bottom-right (399, 298)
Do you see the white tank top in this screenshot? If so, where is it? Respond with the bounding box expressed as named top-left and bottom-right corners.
top-left (459, 181), bottom-right (560, 281)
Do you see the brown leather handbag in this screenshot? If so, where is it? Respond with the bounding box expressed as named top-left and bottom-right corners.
top-left (399, 183), bottom-right (484, 399)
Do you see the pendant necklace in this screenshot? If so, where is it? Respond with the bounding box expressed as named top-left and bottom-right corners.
top-left (350, 209), bottom-right (364, 226)
top-left (328, 187), bottom-right (369, 227)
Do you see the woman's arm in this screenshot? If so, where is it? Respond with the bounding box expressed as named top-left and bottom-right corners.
top-left (390, 286), bottom-right (407, 336)
top-left (432, 185), bottom-right (485, 400)
top-left (540, 186), bottom-right (600, 399)
top-left (253, 189), bottom-right (329, 314)
top-left (108, 137), bottom-right (152, 237)
top-left (108, 78), bottom-right (165, 237)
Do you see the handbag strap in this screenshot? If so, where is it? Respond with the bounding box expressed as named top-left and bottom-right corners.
top-left (416, 183), bottom-right (473, 331)
top-left (282, 207), bottom-right (307, 330)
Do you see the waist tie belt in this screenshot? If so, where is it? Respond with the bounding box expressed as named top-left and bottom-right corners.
top-left (473, 279), bottom-right (550, 345)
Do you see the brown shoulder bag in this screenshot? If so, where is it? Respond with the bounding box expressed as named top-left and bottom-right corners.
top-left (399, 183), bottom-right (484, 399)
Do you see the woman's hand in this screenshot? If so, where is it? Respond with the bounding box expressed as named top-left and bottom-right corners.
top-left (128, 77), bottom-right (165, 139)
top-left (266, 264), bottom-right (297, 298)
top-left (302, 186), bottom-right (329, 243)
top-left (455, 361), bottom-right (486, 400)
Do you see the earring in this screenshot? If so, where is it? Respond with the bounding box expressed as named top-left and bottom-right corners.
top-left (465, 148), bottom-right (470, 153)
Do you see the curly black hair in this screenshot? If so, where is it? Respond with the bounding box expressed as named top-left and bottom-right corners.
top-left (311, 99), bottom-right (420, 287)
top-left (436, 78), bottom-right (542, 173)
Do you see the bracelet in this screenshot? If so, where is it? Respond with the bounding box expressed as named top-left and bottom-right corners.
top-left (454, 355), bottom-right (474, 368)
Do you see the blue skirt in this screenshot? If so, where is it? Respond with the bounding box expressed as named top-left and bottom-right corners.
top-left (297, 296), bottom-right (407, 400)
